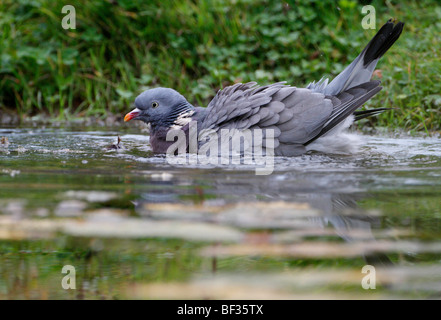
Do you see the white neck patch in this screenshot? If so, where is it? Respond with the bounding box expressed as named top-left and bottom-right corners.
top-left (170, 110), bottom-right (195, 129)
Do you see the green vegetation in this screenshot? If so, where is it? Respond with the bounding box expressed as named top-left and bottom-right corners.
top-left (1, 0), bottom-right (440, 131)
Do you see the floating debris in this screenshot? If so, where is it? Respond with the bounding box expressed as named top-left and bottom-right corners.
top-left (141, 201), bottom-right (320, 229)
top-left (0, 136), bottom-right (9, 148)
top-left (62, 218), bottom-right (244, 242)
top-left (126, 265), bottom-right (441, 299)
top-left (0, 214), bottom-right (244, 242)
top-left (200, 241), bottom-right (441, 259)
top-left (1, 169), bottom-right (20, 177)
top-left (0, 200), bottom-right (26, 217)
top-left (125, 274), bottom-right (381, 300)
top-left (33, 208), bottom-right (50, 218)
top-left (0, 216), bottom-right (57, 240)
top-left (126, 281), bottom-right (310, 300)
top-left (105, 135), bottom-right (123, 150)
top-left (150, 172), bottom-right (173, 181)
top-left (15, 146), bottom-right (27, 153)
top-left (54, 200), bottom-right (87, 217)
top-left (86, 209), bottom-right (129, 222)
top-left (0, 137), bottom-right (10, 154)
top-left (64, 190), bottom-right (118, 203)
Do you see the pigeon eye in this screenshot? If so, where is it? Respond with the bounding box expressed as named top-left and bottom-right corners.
top-left (152, 101), bottom-right (159, 108)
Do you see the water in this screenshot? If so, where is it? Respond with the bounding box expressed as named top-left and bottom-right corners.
top-left (0, 127), bottom-right (441, 299)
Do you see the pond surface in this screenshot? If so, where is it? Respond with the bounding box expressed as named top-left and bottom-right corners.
top-left (0, 127), bottom-right (441, 299)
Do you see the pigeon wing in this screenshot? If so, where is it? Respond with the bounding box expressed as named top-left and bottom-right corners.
top-left (199, 82), bottom-right (332, 155)
top-left (200, 80), bottom-right (382, 156)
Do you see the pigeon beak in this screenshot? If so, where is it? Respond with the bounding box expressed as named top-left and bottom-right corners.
top-left (124, 108), bottom-right (141, 122)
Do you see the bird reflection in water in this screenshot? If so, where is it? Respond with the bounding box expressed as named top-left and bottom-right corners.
top-left (133, 172), bottom-right (393, 268)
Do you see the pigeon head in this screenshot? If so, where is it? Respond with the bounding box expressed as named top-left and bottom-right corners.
top-left (124, 87), bottom-right (194, 129)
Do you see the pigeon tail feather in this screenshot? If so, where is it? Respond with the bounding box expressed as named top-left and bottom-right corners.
top-left (308, 19), bottom-right (404, 96)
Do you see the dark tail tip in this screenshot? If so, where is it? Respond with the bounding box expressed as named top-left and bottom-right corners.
top-left (363, 19), bottom-right (405, 67)
top-left (353, 107), bottom-right (393, 121)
